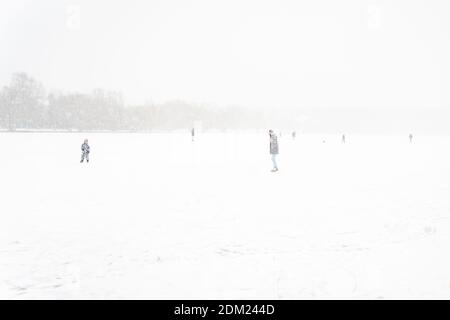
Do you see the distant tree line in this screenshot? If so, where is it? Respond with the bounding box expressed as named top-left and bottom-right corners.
top-left (0, 73), bottom-right (271, 132)
top-left (4, 72), bottom-right (435, 134)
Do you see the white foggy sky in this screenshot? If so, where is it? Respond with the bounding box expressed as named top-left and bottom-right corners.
top-left (1, 0), bottom-right (450, 109)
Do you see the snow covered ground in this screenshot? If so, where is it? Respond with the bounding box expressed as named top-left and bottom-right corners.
top-left (1, 132), bottom-right (450, 299)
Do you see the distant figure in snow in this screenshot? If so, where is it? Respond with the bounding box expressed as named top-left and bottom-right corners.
top-left (269, 130), bottom-right (279, 172)
top-left (409, 133), bottom-right (413, 143)
top-left (191, 128), bottom-right (195, 142)
top-left (292, 131), bottom-right (296, 140)
top-left (80, 139), bottom-right (90, 163)
top-left (342, 134), bottom-right (346, 143)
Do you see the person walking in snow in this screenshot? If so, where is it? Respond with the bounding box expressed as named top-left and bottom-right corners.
top-left (80, 139), bottom-right (90, 163)
top-left (269, 130), bottom-right (279, 172)
top-left (191, 128), bottom-right (195, 142)
top-left (409, 133), bottom-right (413, 143)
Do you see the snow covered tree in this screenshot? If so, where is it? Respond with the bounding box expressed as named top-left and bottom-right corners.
top-left (0, 73), bottom-right (46, 130)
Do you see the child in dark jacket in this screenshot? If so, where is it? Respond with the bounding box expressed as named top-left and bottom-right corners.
top-left (80, 139), bottom-right (90, 163)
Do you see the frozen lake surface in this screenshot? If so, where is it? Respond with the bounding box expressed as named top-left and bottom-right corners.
top-left (1, 132), bottom-right (450, 299)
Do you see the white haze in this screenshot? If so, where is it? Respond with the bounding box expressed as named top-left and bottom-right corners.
top-left (1, 0), bottom-right (450, 132)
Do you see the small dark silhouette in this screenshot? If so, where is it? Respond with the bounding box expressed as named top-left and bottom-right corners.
top-left (191, 128), bottom-right (195, 142)
top-left (292, 131), bottom-right (296, 140)
top-left (409, 133), bottom-right (413, 143)
top-left (80, 139), bottom-right (90, 163)
top-left (342, 134), bottom-right (346, 143)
